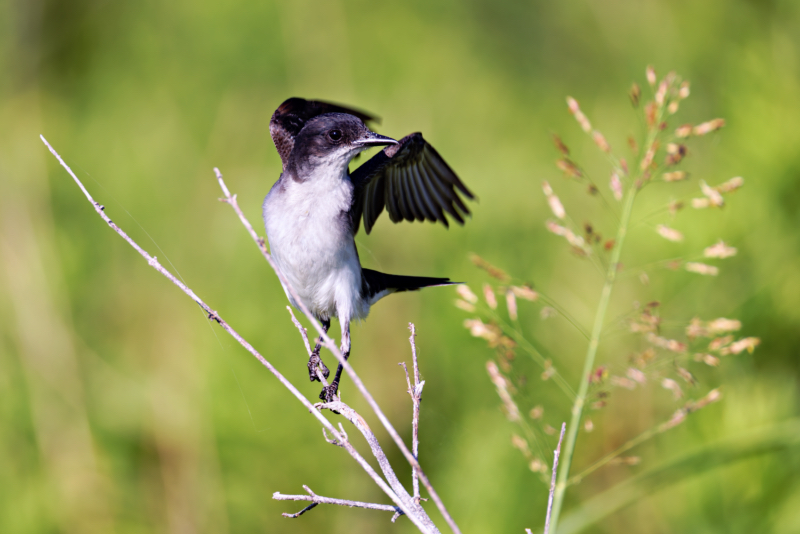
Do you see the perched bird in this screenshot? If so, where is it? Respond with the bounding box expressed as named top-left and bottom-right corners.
top-left (263, 98), bottom-right (474, 402)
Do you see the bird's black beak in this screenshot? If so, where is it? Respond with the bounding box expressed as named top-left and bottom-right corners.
top-left (354, 130), bottom-right (398, 147)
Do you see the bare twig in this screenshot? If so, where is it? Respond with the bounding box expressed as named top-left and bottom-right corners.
top-left (282, 390), bottom-right (430, 524)
top-left (544, 423), bottom-right (567, 534)
top-left (274, 485), bottom-right (402, 517)
top-left (402, 323), bottom-right (425, 501)
top-left (40, 137), bottom-right (440, 534)
top-left (212, 167), bottom-right (461, 534)
top-left (316, 400), bottom-right (419, 511)
top-left (322, 422), bottom-right (349, 447)
top-left (288, 307), bottom-right (313, 356)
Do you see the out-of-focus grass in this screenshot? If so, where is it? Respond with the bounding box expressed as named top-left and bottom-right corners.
top-left (1, 0), bottom-right (799, 533)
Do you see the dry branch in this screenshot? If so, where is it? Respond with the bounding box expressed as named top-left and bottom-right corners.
top-left (402, 323), bottom-right (425, 501)
top-left (212, 167), bottom-right (461, 534)
top-left (40, 136), bottom-right (451, 534)
top-left (274, 485), bottom-right (402, 518)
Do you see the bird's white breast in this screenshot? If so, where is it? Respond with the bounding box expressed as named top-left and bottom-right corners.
top-left (263, 163), bottom-right (369, 322)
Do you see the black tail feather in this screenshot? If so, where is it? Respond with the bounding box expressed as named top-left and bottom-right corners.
top-left (361, 268), bottom-right (456, 303)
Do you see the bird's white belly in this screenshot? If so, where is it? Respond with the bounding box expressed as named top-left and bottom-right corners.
top-left (263, 174), bottom-right (369, 322)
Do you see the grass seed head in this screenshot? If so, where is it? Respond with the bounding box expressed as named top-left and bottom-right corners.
top-left (707, 317), bottom-right (742, 333)
top-left (483, 283), bottom-right (498, 309)
top-left (630, 83), bottom-right (641, 107)
top-left (693, 118), bottom-right (726, 136)
top-left (455, 299), bottom-right (476, 312)
top-left (677, 367), bottom-right (696, 385)
top-left (678, 81), bottom-right (690, 99)
top-left (675, 124), bottom-right (693, 138)
top-left (610, 172), bottom-right (623, 200)
top-left (557, 158), bottom-right (583, 178)
top-left (645, 102), bottom-right (658, 128)
top-left (505, 290), bottom-right (518, 320)
top-left (694, 353), bottom-right (720, 366)
top-left (646, 65), bottom-right (657, 86)
top-left (487, 361), bottom-right (520, 421)
top-left (704, 241), bottom-right (737, 259)
top-left (668, 101), bottom-right (680, 114)
top-left (661, 378), bottom-right (684, 399)
top-left (641, 140), bottom-right (659, 170)
top-left (457, 284), bottom-right (479, 303)
top-left (700, 180), bottom-right (724, 206)
top-left (511, 434), bottom-right (530, 454)
top-left (511, 285), bottom-right (539, 301)
top-left (709, 335), bottom-right (734, 352)
top-left (566, 96), bottom-right (592, 132)
top-left (692, 388), bottom-right (722, 410)
top-left (627, 368), bottom-right (647, 384)
top-left (716, 176), bottom-right (744, 193)
top-left (552, 133), bottom-right (570, 155)
top-left (663, 170), bottom-right (688, 182)
top-left (721, 337), bottom-right (761, 355)
top-left (470, 254), bottom-right (511, 281)
top-left (657, 224), bottom-right (684, 242)
top-left (655, 80), bottom-right (669, 106)
top-left (685, 262), bottom-right (720, 276)
top-left (611, 376), bottom-right (637, 390)
top-left (665, 143), bottom-right (687, 165)
top-left (529, 458), bottom-right (547, 473)
top-left (593, 130), bottom-right (611, 153)
top-left (647, 333), bottom-right (687, 352)
top-left (543, 180), bottom-right (566, 219)
top-left (686, 317), bottom-right (709, 338)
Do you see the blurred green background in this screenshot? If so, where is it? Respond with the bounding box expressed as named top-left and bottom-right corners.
top-left (2, 0), bottom-right (800, 532)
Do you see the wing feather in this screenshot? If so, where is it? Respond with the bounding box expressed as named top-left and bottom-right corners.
top-left (386, 168), bottom-right (405, 223)
top-left (397, 167), bottom-right (420, 221)
top-left (350, 132), bottom-right (474, 234)
top-left (414, 163), bottom-right (451, 225)
top-left (402, 166), bottom-right (427, 222)
top-left (409, 164), bottom-right (440, 222)
top-left (418, 156), bottom-right (466, 223)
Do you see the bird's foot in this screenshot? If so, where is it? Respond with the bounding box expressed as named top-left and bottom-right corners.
top-left (319, 381), bottom-right (340, 403)
top-left (307, 352), bottom-right (330, 382)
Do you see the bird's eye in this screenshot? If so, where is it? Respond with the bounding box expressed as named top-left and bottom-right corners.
top-left (328, 129), bottom-right (343, 141)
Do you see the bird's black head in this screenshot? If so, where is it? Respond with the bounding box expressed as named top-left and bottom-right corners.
top-left (287, 113), bottom-right (397, 178)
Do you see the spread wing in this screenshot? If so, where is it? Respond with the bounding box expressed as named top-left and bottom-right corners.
top-left (350, 132), bottom-right (474, 235)
top-left (270, 97), bottom-right (378, 170)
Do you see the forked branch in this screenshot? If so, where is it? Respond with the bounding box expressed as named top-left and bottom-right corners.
top-left (40, 136), bottom-right (454, 534)
top-left (212, 167), bottom-right (461, 534)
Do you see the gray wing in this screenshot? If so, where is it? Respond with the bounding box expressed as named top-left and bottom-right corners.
top-left (350, 132), bottom-right (474, 235)
top-left (270, 97), bottom-right (378, 170)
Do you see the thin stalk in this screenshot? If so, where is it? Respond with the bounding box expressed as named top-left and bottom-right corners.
top-left (567, 424), bottom-right (658, 485)
top-left (536, 293), bottom-right (591, 341)
top-left (495, 317), bottom-right (577, 400)
top-left (547, 184), bottom-right (637, 532)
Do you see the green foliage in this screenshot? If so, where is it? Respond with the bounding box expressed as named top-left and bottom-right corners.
top-left (1, 1), bottom-right (800, 533)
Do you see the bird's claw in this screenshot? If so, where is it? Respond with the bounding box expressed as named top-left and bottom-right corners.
top-left (307, 352), bottom-right (330, 382)
top-left (319, 382), bottom-right (340, 403)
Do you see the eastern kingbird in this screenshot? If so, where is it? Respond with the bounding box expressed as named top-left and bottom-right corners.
top-left (263, 98), bottom-right (474, 402)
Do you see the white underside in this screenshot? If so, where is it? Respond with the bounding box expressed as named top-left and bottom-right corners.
top-left (263, 159), bottom-right (371, 325)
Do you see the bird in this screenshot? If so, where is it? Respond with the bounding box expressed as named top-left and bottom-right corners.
top-left (262, 97), bottom-right (474, 402)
